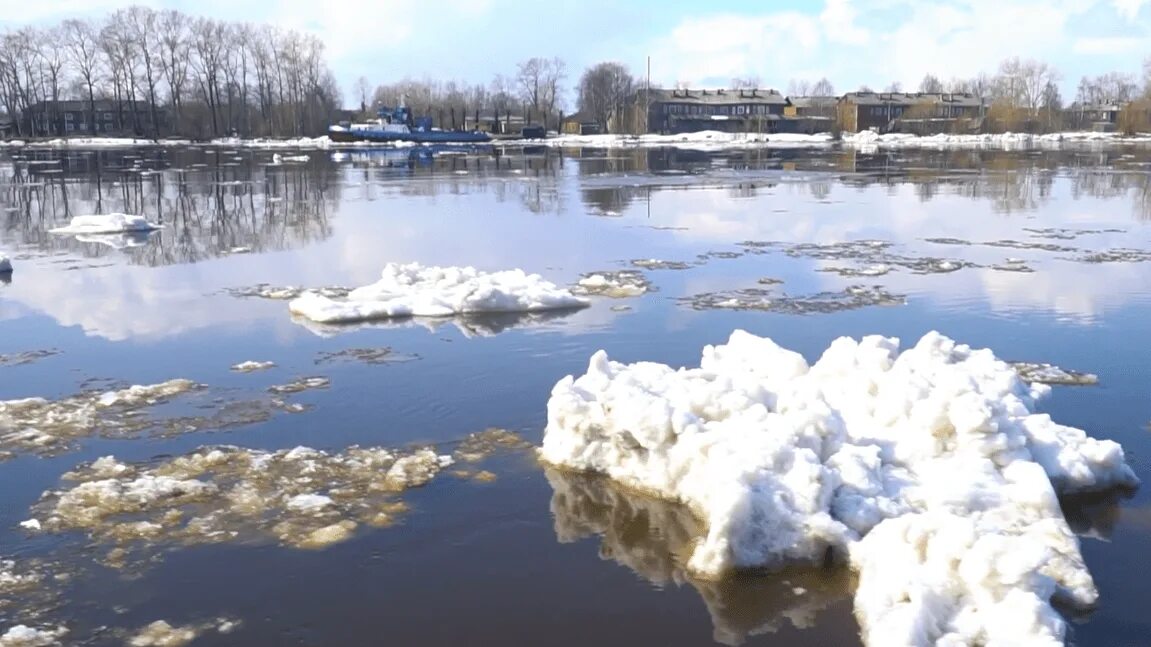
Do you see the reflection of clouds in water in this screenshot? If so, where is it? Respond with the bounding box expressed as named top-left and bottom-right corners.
top-left (545, 468), bottom-right (853, 646)
top-left (652, 182), bottom-right (1151, 323)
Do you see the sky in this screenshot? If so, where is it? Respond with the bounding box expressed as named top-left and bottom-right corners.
top-left (5, 0), bottom-right (1151, 107)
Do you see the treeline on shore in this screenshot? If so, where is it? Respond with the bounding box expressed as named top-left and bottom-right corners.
top-left (1, 6), bottom-right (340, 139)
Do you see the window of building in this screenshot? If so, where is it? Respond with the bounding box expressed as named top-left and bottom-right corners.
top-left (65, 123), bottom-right (73, 132)
top-left (104, 112), bottom-right (113, 120)
top-left (64, 113), bottom-right (73, 121)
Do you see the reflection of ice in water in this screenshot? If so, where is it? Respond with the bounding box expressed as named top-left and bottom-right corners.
top-left (290, 308), bottom-right (585, 339)
top-left (545, 469), bottom-right (853, 646)
top-left (74, 231), bottom-right (156, 250)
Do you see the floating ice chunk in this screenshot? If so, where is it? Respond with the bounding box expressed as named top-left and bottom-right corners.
top-left (0, 625), bottom-right (68, 646)
top-left (1010, 362), bottom-right (1098, 386)
top-left (127, 618), bottom-right (237, 647)
top-left (540, 330), bottom-right (1138, 646)
top-left (230, 361), bottom-right (275, 373)
top-left (0, 254), bottom-right (10, 274)
top-left (97, 379), bottom-right (199, 407)
top-left (287, 263), bottom-right (588, 324)
top-left (286, 493), bottom-right (333, 513)
top-left (31, 437), bottom-right (505, 562)
top-left (128, 621), bottom-right (197, 647)
top-left (271, 153), bottom-right (310, 164)
top-left (49, 213), bottom-right (160, 235)
top-left (573, 271), bottom-right (652, 298)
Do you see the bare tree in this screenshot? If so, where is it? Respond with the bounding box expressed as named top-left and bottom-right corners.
top-left (190, 17), bottom-right (226, 135)
top-left (884, 81), bottom-right (903, 93)
top-left (1076, 72), bottom-right (1136, 105)
top-left (918, 74), bottom-right (943, 94)
top-left (577, 61), bottom-right (634, 133)
top-left (157, 10), bottom-right (190, 134)
top-left (36, 27), bottom-right (67, 135)
top-left (993, 57), bottom-right (1060, 113)
top-left (786, 79), bottom-right (812, 96)
top-left (516, 56), bottom-right (567, 127)
top-left (811, 77), bottom-right (835, 96)
top-left (730, 76), bottom-right (761, 89)
top-left (354, 76), bottom-right (370, 112)
top-left (126, 6), bottom-right (162, 137)
top-left (63, 19), bottom-right (101, 135)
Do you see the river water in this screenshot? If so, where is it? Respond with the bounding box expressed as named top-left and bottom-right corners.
top-left (1, 144), bottom-right (1149, 646)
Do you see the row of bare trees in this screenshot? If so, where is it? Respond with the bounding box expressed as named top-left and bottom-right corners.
top-left (362, 57), bottom-right (568, 131)
top-left (0, 6), bottom-right (341, 139)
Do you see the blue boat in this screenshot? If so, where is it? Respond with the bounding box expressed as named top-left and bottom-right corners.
top-left (328, 104), bottom-right (491, 144)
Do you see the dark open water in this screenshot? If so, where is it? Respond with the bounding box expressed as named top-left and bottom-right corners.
top-left (1, 144), bottom-right (1150, 646)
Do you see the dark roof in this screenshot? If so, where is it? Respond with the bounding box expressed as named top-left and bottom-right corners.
top-left (841, 92), bottom-right (986, 108)
top-left (645, 87), bottom-right (788, 106)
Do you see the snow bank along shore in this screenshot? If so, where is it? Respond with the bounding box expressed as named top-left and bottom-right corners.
top-left (48, 213), bottom-right (160, 236)
top-left (288, 262), bottom-right (588, 324)
top-left (4, 129), bottom-right (1151, 152)
top-left (540, 330), bottom-right (1138, 646)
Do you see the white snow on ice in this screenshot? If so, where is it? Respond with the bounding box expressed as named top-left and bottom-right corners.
top-left (49, 213), bottom-right (160, 236)
top-left (0, 625), bottom-right (68, 647)
top-left (288, 262), bottom-right (588, 324)
top-left (540, 330), bottom-right (1138, 646)
top-left (230, 361), bottom-right (276, 373)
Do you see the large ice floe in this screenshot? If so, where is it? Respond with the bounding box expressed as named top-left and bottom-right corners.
top-left (540, 330), bottom-right (1138, 646)
top-left (48, 213), bottom-right (160, 236)
top-left (287, 262), bottom-right (588, 324)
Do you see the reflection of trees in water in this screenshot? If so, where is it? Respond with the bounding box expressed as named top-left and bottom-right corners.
top-left (0, 150), bottom-right (339, 266)
top-left (358, 149), bottom-right (567, 215)
top-left (545, 468), bottom-right (853, 646)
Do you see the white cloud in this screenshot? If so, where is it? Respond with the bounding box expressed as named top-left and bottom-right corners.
top-left (1072, 36), bottom-right (1146, 55)
top-left (1113, 0), bottom-right (1150, 19)
top-left (820, 0), bottom-right (871, 45)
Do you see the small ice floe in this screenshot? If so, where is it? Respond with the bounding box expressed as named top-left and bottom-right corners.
top-left (540, 331), bottom-right (1138, 646)
top-left (29, 437), bottom-right (511, 558)
top-left (271, 153), bottom-right (310, 164)
top-left (127, 618), bottom-right (239, 647)
top-left (0, 254), bottom-right (11, 274)
top-left (990, 258), bottom-right (1036, 272)
top-left (817, 264), bottom-right (891, 277)
top-left (0, 379), bottom-right (309, 458)
top-left (49, 213), bottom-right (160, 236)
top-left (1010, 362), bottom-right (1099, 386)
top-left (572, 271), bottom-right (652, 298)
top-left (684, 285), bottom-right (905, 314)
top-left (0, 349), bottom-right (60, 367)
top-left (629, 258), bottom-right (693, 271)
top-left (230, 361), bottom-right (275, 373)
top-left (1074, 248), bottom-right (1151, 263)
top-left (0, 625), bottom-right (68, 646)
top-left (225, 285), bottom-right (350, 301)
top-left (287, 263), bottom-right (588, 325)
top-left (267, 377), bottom-right (329, 394)
top-left (314, 347), bottom-right (414, 366)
